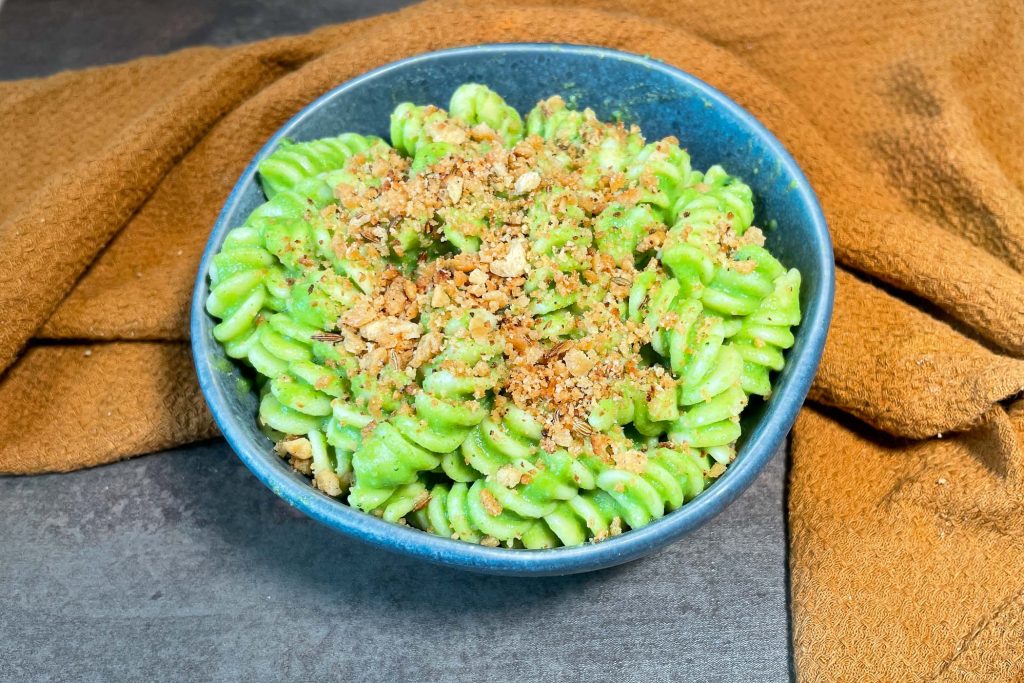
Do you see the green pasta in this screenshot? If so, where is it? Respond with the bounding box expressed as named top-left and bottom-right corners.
top-left (258, 133), bottom-right (385, 198)
top-left (207, 84), bottom-right (802, 548)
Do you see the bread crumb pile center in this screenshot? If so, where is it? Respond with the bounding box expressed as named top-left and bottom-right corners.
top-left (315, 99), bottom-right (705, 457)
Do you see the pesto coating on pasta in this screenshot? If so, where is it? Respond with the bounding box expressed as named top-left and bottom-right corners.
top-left (206, 84), bottom-right (802, 548)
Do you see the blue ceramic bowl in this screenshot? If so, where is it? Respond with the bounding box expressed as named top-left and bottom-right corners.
top-left (191, 44), bottom-right (834, 576)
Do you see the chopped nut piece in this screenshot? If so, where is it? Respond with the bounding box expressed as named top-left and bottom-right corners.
top-left (341, 303), bottom-right (377, 328)
top-left (360, 318), bottom-right (422, 346)
top-left (314, 469), bottom-right (343, 497)
top-left (563, 349), bottom-right (595, 377)
top-left (550, 424), bottom-right (574, 448)
top-left (468, 314), bottom-right (491, 341)
top-left (447, 177), bottom-right (464, 204)
top-left (342, 326), bottom-right (367, 354)
top-left (495, 465), bottom-right (523, 488)
top-left (383, 277), bottom-right (413, 317)
top-left (489, 239), bottom-right (528, 278)
top-left (403, 279), bottom-right (418, 301)
top-left (275, 437), bottom-right (313, 460)
top-left (513, 170), bottom-right (540, 194)
top-left (411, 331), bottom-right (444, 368)
top-left (431, 286), bottom-right (451, 308)
top-left (448, 253), bottom-right (476, 272)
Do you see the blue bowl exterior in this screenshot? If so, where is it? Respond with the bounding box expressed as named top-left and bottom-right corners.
top-left (191, 44), bottom-right (834, 576)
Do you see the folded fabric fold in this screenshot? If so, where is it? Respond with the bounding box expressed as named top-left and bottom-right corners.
top-left (0, 343), bottom-right (216, 473)
top-left (1, 0), bottom-right (1021, 678)
top-left (811, 269), bottom-right (1024, 439)
top-left (791, 403), bottom-right (1024, 680)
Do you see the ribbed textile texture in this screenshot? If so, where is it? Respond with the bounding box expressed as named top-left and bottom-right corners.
top-left (1, 1), bottom-right (1022, 678)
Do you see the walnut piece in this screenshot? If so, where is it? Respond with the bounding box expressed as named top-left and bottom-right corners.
top-left (563, 348), bottom-right (595, 377)
top-left (495, 464), bottom-right (523, 488)
top-left (513, 171), bottom-right (540, 195)
top-left (314, 469), bottom-right (343, 497)
top-left (275, 437), bottom-right (312, 460)
top-left (431, 286), bottom-right (451, 308)
top-left (489, 239), bottom-right (528, 278)
top-left (359, 318), bottom-right (422, 347)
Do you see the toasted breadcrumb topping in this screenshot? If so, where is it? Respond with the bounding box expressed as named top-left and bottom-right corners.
top-left (278, 97), bottom-right (758, 460)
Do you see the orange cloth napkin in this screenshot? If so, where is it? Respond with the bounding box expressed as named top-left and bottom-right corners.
top-left (1, 1), bottom-right (1022, 678)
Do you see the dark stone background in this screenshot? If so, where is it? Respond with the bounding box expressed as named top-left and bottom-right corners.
top-left (0, 0), bottom-right (413, 80)
top-left (0, 2), bottom-right (793, 680)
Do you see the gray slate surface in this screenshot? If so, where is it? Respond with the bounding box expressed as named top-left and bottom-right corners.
top-left (0, 441), bottom-right (791, 683)
top-left (0, 1), bottom-right (793, 680)
top-left (0, 0), bottom-right (414, 80)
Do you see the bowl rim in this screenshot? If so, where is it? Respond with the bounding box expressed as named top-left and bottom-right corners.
top-left (190, 42), bottom-right (834, 576)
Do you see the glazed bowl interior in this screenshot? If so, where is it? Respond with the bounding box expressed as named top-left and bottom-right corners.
top-left (191, 44), bottom-right (834, 576)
